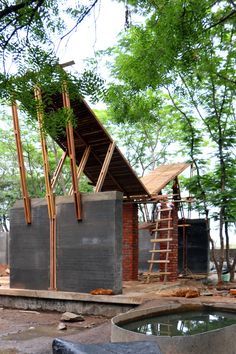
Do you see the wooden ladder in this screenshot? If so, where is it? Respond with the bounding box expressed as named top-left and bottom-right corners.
top-left (145, 206), bottom-right (173, 283)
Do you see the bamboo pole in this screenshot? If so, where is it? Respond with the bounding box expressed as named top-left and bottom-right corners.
top-left (34, 86), bottom-right (56, 290)
top-left (51, 150), bottom-right (67, 190)
top-left (11, 100), bottom-right (31, 224)
top-left (95, 142), bottom-right (115, 192)
top-left (62, 81), bottom-right (82, 220)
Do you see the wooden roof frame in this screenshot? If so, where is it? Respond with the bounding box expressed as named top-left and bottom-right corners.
top-left (43, 93), bottom-right (150, 199)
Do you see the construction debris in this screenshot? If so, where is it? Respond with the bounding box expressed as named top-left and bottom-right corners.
top-left (0, 264), bottom-right (9, 277)
top-left (90, 288), bottom-right (113, 295)
top-left (158, 286), bottom-right (200, 298)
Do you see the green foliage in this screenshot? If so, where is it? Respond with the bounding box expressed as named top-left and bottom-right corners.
top-left (0, 1), bottom-right (99, 73)
top-left (0, 47), bottom-right (105, 138)
top-left (0, 109), bottom-right (93, 230)
top-left (102, 0), bottom-right (236, 277)
top-left (94, 98), bottom-right (178, 175)
top-left (0, 1), bottom-right (105, 139)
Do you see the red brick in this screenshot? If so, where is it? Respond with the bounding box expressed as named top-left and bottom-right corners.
top-left (122, 203), bottom-right (138, 281)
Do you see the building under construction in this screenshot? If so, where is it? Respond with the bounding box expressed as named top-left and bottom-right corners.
top-left (9, 81), bottom-right (209, 296)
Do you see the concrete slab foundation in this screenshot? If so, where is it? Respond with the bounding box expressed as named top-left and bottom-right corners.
top-left (0, 288), bottom-right (141, 316)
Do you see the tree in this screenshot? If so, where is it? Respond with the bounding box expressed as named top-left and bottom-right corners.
top-left (0, 1), bottom-right (105, 119)
top-left (95, 99), bottom-right (178, 176)
top-left (0, 2), bottom-right (104, 226)
top-left (0, 109), bottom-right (92, 231)
top-left (103, 0), bottom-right (236, 282)
top-left (0, 1), bottom-right (99, 73)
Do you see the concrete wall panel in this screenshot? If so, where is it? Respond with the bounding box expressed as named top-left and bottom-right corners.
top-left (10, 199), bottom-right (50, 290)
top-left (56, 193), bottom-right (123, 294)
top-left (0, 232), bottom-right (9, 264)
top-left (138, 228), bottom-right (150, 273)
top-left (10, 192), bottom-right (123, 294)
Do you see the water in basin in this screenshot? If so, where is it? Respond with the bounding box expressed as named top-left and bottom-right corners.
top-left (121, 311), bottom-right (236, 336)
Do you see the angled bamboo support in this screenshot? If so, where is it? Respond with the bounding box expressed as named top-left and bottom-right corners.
top-left (62, 81), bottom-right (82, 220)
top-left (51, 150), bottom-right (67, 190)
top-left (95, 142), bottom-right (115, 192)
top-left (11, 100), bottom-right (31, 224)
top-left (69, 146), bottom-right (91, 196)
top-left (34, 86), bottom-right (57, 291)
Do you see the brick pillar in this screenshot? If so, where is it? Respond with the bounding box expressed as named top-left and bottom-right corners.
top-left (159, 205), bottom-right (178, 281)
top-left (122, 202), bottom-right (139, 281)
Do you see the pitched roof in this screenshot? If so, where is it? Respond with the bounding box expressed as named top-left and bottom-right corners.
top-left (45, 94), bottom-right (149, 198)
top-left (141, 163), bottom-right (190, 195)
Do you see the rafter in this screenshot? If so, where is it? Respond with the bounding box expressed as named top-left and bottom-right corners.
top-left (69, 146), bottom-right (91, 196)
top-left (95, 142), bottom-right (116, 192)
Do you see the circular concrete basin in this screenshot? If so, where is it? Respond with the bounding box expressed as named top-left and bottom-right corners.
top-left (111, 303), bottom-right (236, 354)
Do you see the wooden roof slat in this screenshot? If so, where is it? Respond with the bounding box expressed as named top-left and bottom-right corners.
top-left (141, 163), bottom-right (190, 195)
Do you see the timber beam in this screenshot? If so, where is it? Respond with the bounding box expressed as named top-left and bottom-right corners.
top-left (51, 150), bottom-right (67, 190)
top-left (34, 86), bottom-right (57, 291)
top-left (62, 81), bottom-right (82, 220)
top-left (11, 100), bottom-right (31, 225)
top-left (95, 142), bottom-right (116, 192)
top-left (69, 146), bottom-right (91, 196)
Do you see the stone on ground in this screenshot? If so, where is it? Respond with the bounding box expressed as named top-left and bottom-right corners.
top-left (61, 312), bottom-right (85, 322)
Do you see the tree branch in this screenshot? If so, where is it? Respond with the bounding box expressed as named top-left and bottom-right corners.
top-left (60, 0), bottom-right (99, 42)
top-left (0, 0), bottom-right (45, 20)
top-left (206, 9), bottom-right (236, 30)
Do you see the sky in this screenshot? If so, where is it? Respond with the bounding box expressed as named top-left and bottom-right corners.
top-left (56, 0), bottom-right (127, 77)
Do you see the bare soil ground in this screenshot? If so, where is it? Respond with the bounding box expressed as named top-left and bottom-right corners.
top-left (0, 277), bottom-right (236, 353)
top-left (0, 309), bottom-right (111, 354)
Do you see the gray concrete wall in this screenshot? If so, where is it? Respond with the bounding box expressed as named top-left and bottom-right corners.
top-left (10, 192), bottom-right (123, 294)
top-left (10, 199), bottom-right (50, 290)
top-left (56, 192), bottom-right (123, 294)
top-left (138, 228), bottom-right (151, 273)
top-left (0, 232), bottom-right (9, 264)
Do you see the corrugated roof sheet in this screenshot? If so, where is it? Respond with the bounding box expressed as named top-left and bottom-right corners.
top-left (141, 163), bottom-right (190, 195)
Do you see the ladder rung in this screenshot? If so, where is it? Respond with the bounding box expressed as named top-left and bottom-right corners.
top-left (149, 249), bottom-right (172, 253)
top-left (148, 260), bottom-right (170, 263)
top-left (153, 227), bottom-right (173, 231)
top-left (151, 238), bottom-right (173, 242)
top-left (155, 218), bottom-right (172, 222)
top-left (157, 208), bottom-right (172, 212)
top-left (178, 224), bottom-right (191, 227)
top-left (144, 272), bottom-right (172, 275)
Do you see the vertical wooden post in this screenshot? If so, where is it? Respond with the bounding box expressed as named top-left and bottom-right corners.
top-left (11, 100), bottom-right (31, 224)
top-left (62, 81), bottom-right (82, 220)
top-left (34, 86), bottom-right (57, 290)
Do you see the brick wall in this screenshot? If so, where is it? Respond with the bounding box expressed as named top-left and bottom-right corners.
top-left (159, 205), bottom-right (178, 281)
top-left (122, 202), bottom-right (139, 281)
